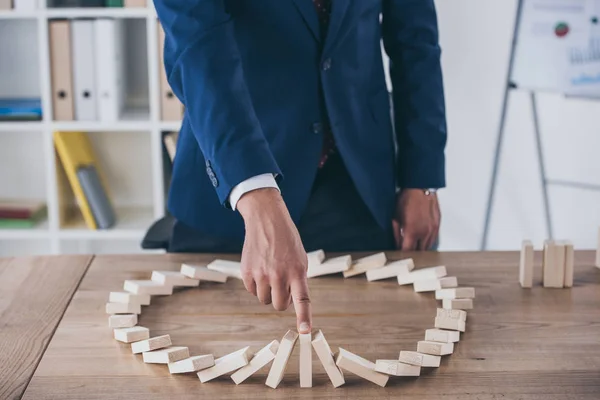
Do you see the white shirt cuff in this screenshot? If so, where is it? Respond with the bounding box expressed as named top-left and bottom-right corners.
top-left (228, 173), bottom-right (280, 211)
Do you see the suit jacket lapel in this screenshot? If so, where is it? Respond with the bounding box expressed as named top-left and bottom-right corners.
top-left (323, 0), bottom-right (350, 55)
top-left (291, 0), bottom-right (321, 44)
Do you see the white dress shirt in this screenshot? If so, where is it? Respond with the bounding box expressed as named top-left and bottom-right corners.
top-left (228, 174), bottom-right (280, 210)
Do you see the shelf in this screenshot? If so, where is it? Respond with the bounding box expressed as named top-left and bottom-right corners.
top-left (0, 121), bottom-right (44, 132)
top-left (0, 218), bottom-right (49, 240)
top-left (58, 206), bottom-right (154, 240)
top-left (0, 11), bottom-right (38, 20)
top-left (159, 121), bottom-right (182, 132)
top-left (51, 121), bottom-right (151, 132)
top-left (45, 8), bottom-right (150, 19)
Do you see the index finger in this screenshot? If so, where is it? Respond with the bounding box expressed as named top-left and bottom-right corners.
top-left (290, 276), bottom-right (312, 334)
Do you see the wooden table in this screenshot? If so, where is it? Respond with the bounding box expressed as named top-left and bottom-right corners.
top-left (6, 251), bottom-right (600, 399)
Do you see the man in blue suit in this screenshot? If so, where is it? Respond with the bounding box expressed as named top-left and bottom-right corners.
top-left (154, 0), bottom-right (447, 334)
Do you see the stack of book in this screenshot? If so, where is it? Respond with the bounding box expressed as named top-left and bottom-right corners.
top-left (0, 98), bottom-right (42, 121)
top-left (0, 200), bottom-right (46, 229)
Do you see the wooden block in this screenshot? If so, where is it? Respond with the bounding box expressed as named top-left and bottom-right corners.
top-left (397, 266), bottom-right (447, 285)
top-left (343, 252), bottom-right (387, 278)
top-left (434, 317), bottom-right (466, 332)
top-left (335, 348), bottom-right (389, 387)
top-left (105, 302), bottom-right (141, 315)
top-left (311, 330), bottom-right (345, 388)
top-left (436, 308), bottom-right (467, 322)
top-left (562, 240), bottom-right (574, 288)
top-left (442, 298), bottom-right (473, 310)
top-left (519, 240), bottom-right (534, 288)
top-left (109, 291), bottom-right (151, 305)
top-left (169, 354), bottom-right (215, 374)
top-left (143, 346), bottom-right (190, 364)
top-left (266, 330), bottom-right (299, 388)
top-left (108, 314), bottom-right (137, 328)
top-left (299, 333), bottom-right (312, 387)
top-left (425, 328), bottom-right (460, 343)
top-left (596, 227), bottom-right (600, 268)
top-left (417, 341), bottom-right (454, 356)
top-left (307, 249), bottom-right (325, 266)
top-left (435, 287), bottom-right (475, 300)
top-left (231, 340), bottom-right (279, 385)
top-left (543, 240), bottom-right (565, 288)
top-left (131, 335), bottom-right (171, 354)
top-left (114, 326), bottom-right (149, 343)
top-left (206, 259), bottom-right (243, 280)
top-left (307, 255), bottom-right (352, 278)
top-left (374, 360), bottom-right (420, 376)
top-left (414, 276), bottom-right (458, 292)
top-left (365, 259), bottom-right (414, 282)
top-left (123, 280), bottom-right (173, 296)
top-left (399, 351), bottom-right (441, 367)
top-left (180, 264), bottom-right (228, 283)
top-left (197, 346), bottom-right (252, 383)
top-left (151, 270), bottom-right (200, 287)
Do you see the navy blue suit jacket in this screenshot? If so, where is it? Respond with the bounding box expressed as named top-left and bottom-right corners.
top-left (154, 0), bottom-right (447, 240)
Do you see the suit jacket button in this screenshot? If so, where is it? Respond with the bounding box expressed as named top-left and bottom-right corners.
top-left (322, 58), bottom-right (332, 71)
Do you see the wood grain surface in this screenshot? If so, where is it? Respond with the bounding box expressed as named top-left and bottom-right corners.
top-left (0, 255), bottom-right (93, 400)
top-left (22, 251), bottom-right (600, 399)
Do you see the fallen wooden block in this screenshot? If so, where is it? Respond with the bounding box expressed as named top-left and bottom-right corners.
top-left (109, 292), bottom-right (151, 306)
top-left (231, 340), bottom-right (279, 385)
top-left (123, 280), bottom-right (173, 296)
top-left (299, 333), bottom-right (312, 388)
top-left (442, 298), bottom-right (473, 310)
top-left (398, 351), bottom-right (441, 367)
top-left (143, 346), bottom-right (190, 364)
top-left (435, 287), bottom-right (475, 300)
top-left (562, 240), bottom-right (574, 288)
top-left (206, 259), bottom-right (243, 280)
top-left (307, 255), bottom-right (352, 278)
top-left (425, 328), bottom-right (460, 343)
top-left (397, 266), bottom-right (447, 285)
top-left (114, 326), bottom-right (149, 343)
top-left (374, 360), bottom-right (420, 376)
top-left (169, 354), bottom-right (215, 374)
top-left (543, 240), bottom-right (565, 288)
top-left (335, 348), bottom-right (389, 387)
top-left (266, 330), bottom-right (299, 388)
top-left (343, 252), bottom-right (387, 278)
top-left (311, 330), bottom-right (345, 388)
top-left (108, 314), bottom-right (137, 328)
top-left (198, 346), bottom-right (252, 383)
top-left (131, 335), bottom-right (172, 354)
top-left (307, 249), bottom-right (325, 266)
top-left (519, 240), bottom-right (534, 288)
top-left (180, 264), bottom-right (228, 283)
top-left (436, 308), bottom-right (467, 322)
top-left (417, 341), bottom-right (454, 356)
top-left (434, 317), bottom-right (466, 332)
top-left (105, 302), bottom-right (141, 315)
top-left (413, 276), bottom-right (458, 292)
top-left (151, 270), bottom-right (200, 287)
top-left (366, 259), bottom-right (414, 282)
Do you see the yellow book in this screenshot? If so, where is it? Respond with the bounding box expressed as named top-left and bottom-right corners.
top-left (53, 131), bottom-right (111, 230)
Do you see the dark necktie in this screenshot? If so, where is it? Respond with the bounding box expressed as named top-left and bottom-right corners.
top-left (312, 0), bottom-right (336, 168)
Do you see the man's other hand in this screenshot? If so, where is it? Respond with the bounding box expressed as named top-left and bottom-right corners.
top-left (236, 188), bottom-right (312, 334)
top-left (393, 189), bottom-right (441, 251)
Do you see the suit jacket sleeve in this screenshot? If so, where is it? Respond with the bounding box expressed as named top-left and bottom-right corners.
top-left (154, 0), bottom-right (282, 205)
top-left (382, 0), bottom-right (447, 189)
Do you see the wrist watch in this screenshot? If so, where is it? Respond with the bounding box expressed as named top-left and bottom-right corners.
top-left (423, 188), bottom-right (438, 196)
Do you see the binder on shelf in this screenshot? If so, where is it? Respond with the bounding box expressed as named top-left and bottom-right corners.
top-left (157, 22), bottom-right (184, 121)
top-left (71, 19), bottom-right (98, 121)
top-left (77, 165), bottom-right (116, 229)
top-left (94, 18), bottom-right (125, 122)
top-left (0, 0), bottom-right (11, 10)
top-left (0, 98), bottom-right (42, 121)
top-left (49, 20), bottom-right (75, 121)
top-left (13, 0), bottom-right (36, 10)
top-left (104, 0), bottom-right (122, 7)
top-left (48, 0), bottom-right (104, 7)
top-left (124, 0), bottom-right (145, 7)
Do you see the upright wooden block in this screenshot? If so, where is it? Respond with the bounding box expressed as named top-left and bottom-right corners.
top-left (425, 328), bottom-right (460, 343)
top-left (266, 330), bottom-right (299, 388)
top-left (108, 314), bottom-right (137, 328)
top-left (105, 302), bottom-right (141, 315)
top-left (437, 308), bottom-right (467, 322)
top-left (596, 227), bottom-right (600, 268)
top-left (543, 240), bottom-right (565, 288)
top-left (335, 348), bottom-right (389, 387)
top-left (343, 252), bottom-right (387, 278)
top-left (168, 355), bottom-right (215, 374)
top-left (414, 276), bottom-right (458, 292)
top-left (417, 341), bottom-right (454, 356)
top-left (299, 333), bottom-right (312, 387)
top-left (434, 317), bottom-right (466, 332)
top-left (231, 340), bottom-right (279, 385)
top-left (180, 264), bottom-right (228, 283)
top-left (374, 360), bottom-right (420, 376)
top-left (143, 346), bottom-right (190, 364)
top-left (311, 330), bottom-right (345, 388)
top-left (123, 280), bottom-right (173, 296)
top-left (307, 249), bottom-right (325, 266)
top-left (435, 287), bottom-right (475, 300)
top-left (197, 346), bottom-right (252, 383)
top-left (365, 259), bottom-right (414, 281)
top-left (519, 240), bottom-right (534, 288)
top-left (206, 259), bottom-right (243, 280)
top-left (562, 240), bottom-right (574, 288)
top-left (307, 255), bottom-right (352, 278)
top-left (397, 266), bottom-right (447, 285)
top-left (131, 335), bottom-right (171, 354)
top-left (442, 298), bottom-right (473, 310)
top-left (399, 351), bottom-right (441, 367)
top-left (114, 326), bottom-right (149, 343)
top-left (109, 292), bottom-right (151, 305)
top-left (151, 270), bottom-right (200, 287)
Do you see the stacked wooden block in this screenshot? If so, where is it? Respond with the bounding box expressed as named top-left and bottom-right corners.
top-left (519, 239), bottom-right (574, 288)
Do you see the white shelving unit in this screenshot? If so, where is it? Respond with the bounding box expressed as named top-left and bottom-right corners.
top-left (0, 2), bottom-right (179, 256)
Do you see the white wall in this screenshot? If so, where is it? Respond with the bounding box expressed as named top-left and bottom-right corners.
top-left (435, 0), bottom-right (600, 251)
